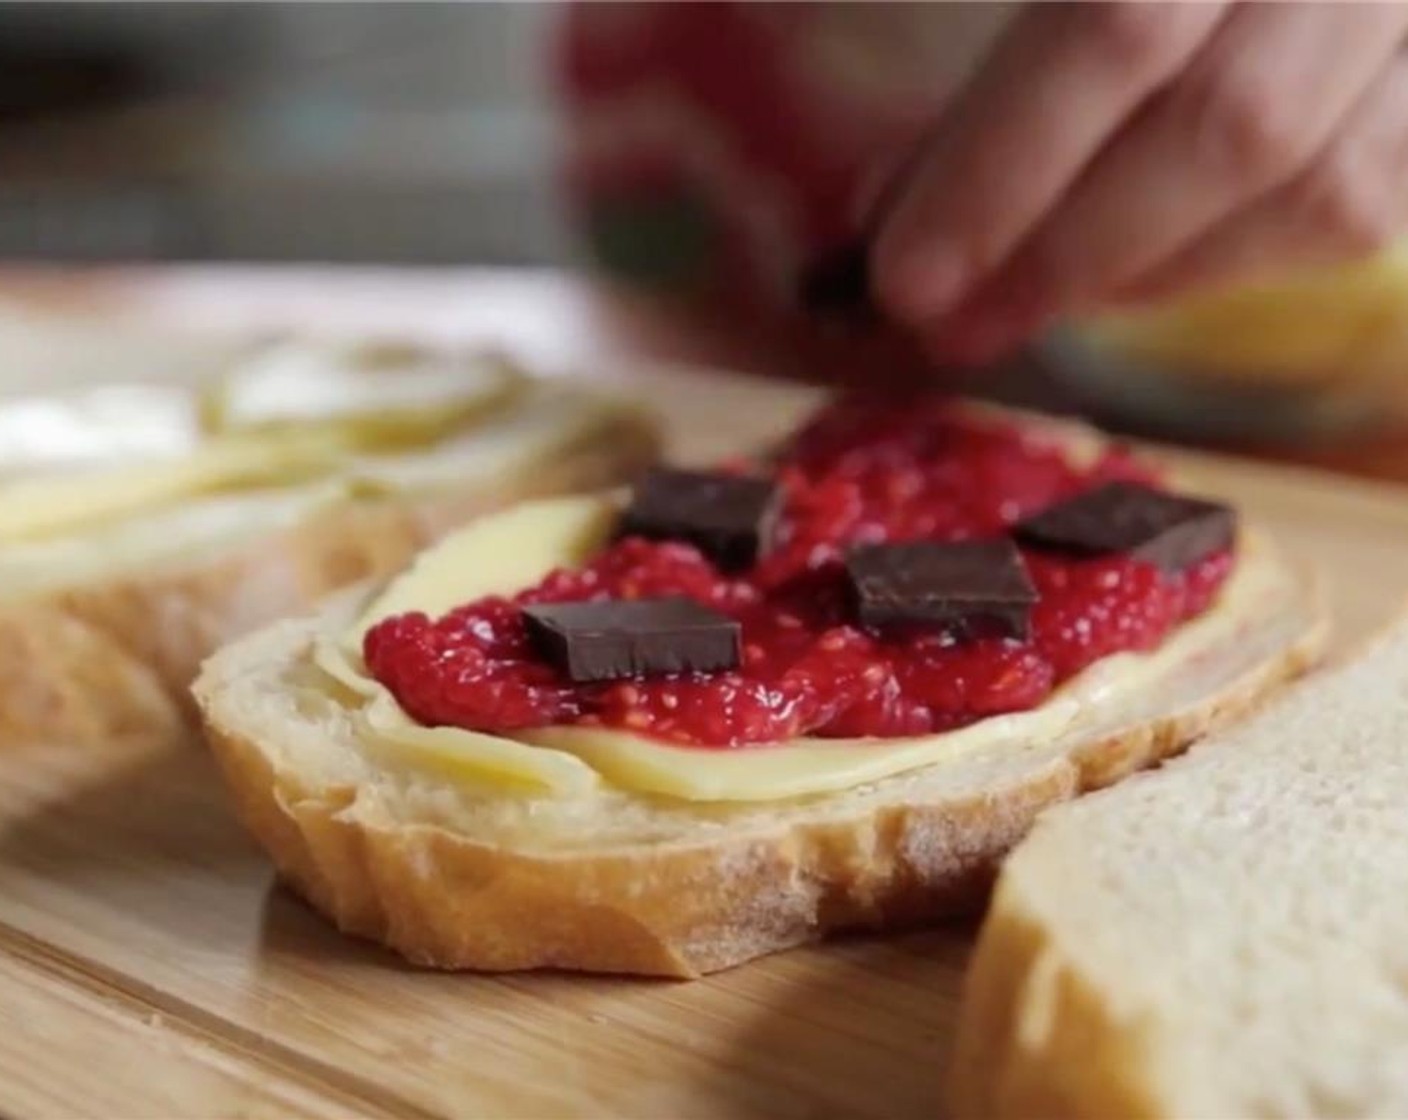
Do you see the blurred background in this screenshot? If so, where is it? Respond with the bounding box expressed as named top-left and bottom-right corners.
top-left (0, 2), bottom-right (567, 264)
top-left (2, 0), bottom-right (1408, 468)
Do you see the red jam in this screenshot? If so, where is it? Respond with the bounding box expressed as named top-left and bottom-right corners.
top-left (365, 398), bottom-right (1235, 747)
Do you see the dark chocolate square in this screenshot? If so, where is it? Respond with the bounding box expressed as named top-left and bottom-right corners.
top-left (797, 240), bottom-right (876, 323)
top-left (618, 468), bottom-right (782, 572)
top-left (844, 539), bottom-right (1037, 639)
top-left (1014, 482), bottom-right (1236, 573)
top-left (522, 597), bottom-right (741, 683)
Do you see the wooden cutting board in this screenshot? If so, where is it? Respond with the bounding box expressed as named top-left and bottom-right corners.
top-left (2, 368), bottom-right (1406, 1120)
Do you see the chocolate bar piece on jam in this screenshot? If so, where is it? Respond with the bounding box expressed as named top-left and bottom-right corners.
top-left (1016, 481), bottom-right (1236, 573)
top-left (845, 539), bottom-right (1038, 640)
top-left (618, 469), bottom-right (781, 572)
top-left (522, 597), bottom-right (741, 683)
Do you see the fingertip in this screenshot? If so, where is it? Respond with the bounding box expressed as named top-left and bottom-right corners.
top-left (871, 241), bottom-right (969, 326)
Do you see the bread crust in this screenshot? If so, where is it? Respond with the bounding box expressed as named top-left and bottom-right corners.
top-left (945, 894), bottom-right (1165, 1119)
top-left (196, 573), bottom-right (1324, 979)
top-left (0, 416), bottom-right (658, 748)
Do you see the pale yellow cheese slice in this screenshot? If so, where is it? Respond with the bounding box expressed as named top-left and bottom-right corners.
top-left (1082, 243), bottom-right (1408, 384)
top-left (0, 484), bottom-right (345, 599)
top-left (0, 430), bottom-right (351, 544)
top-left (202, 339), bottom-right (524, 446)
top-left (513, 710), bottom-right (1078, 802)
top-left (348, 493), bottom-right (618, 634)
top-left (0, 343), bottom-right (538, 543)
top-left (358, 694), bottom-right (600, 797)
top-left (332, 495), bottom-right (1278, 804)
top-left (0, 384), bottom-right (199, 477)
top-left (343, 387), bottom-right (649, 498)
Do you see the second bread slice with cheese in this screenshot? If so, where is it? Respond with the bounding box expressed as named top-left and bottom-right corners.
top-left (0, 348), bottom-right (657, 748)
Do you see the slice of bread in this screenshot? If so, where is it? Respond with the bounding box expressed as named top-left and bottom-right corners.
top-left (949, 612), bottom-right (1408, 1119)
top-left (192, 413), bottom-right (1325, 977)
top-left (0, 386), bottom-right (657, 747)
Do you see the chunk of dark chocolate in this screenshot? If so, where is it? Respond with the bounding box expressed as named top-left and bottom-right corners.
top-left (522, 597), bottom-right (741, 683)
top-left (798, 240), bottom-right (877, 323)
top-left (1014, 481), bottom-right (1236, 573)
top-left (618, 468), bottom-right (782, 572)
top-left (844, 539), bottom-right (1037, 639)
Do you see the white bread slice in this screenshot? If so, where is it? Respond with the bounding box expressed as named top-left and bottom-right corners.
top-left (0, 391), bottom-right (657, 747)
top-left (946, 614), bottom-right (1408, 1120)
top-left (193, 506), bottom-right (1324, 976)
top-left (949, 610), bottom-right (1408, 1119)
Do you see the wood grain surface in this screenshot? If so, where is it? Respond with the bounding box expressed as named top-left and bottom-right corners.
top-left (1, 344), bottom-right (1407, 1119)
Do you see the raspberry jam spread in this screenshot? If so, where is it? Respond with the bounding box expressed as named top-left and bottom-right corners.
top-left (364, 399), bottom-right (1235, 747)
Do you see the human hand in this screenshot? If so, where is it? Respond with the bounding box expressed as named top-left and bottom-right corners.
top-left (870, 2), bottom-right (1408, 364)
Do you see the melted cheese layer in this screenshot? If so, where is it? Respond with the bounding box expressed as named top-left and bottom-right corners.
top-left (0, 343), bottom-right (522, 543)
top-left (327, 495), bottom-right (1286, 804)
